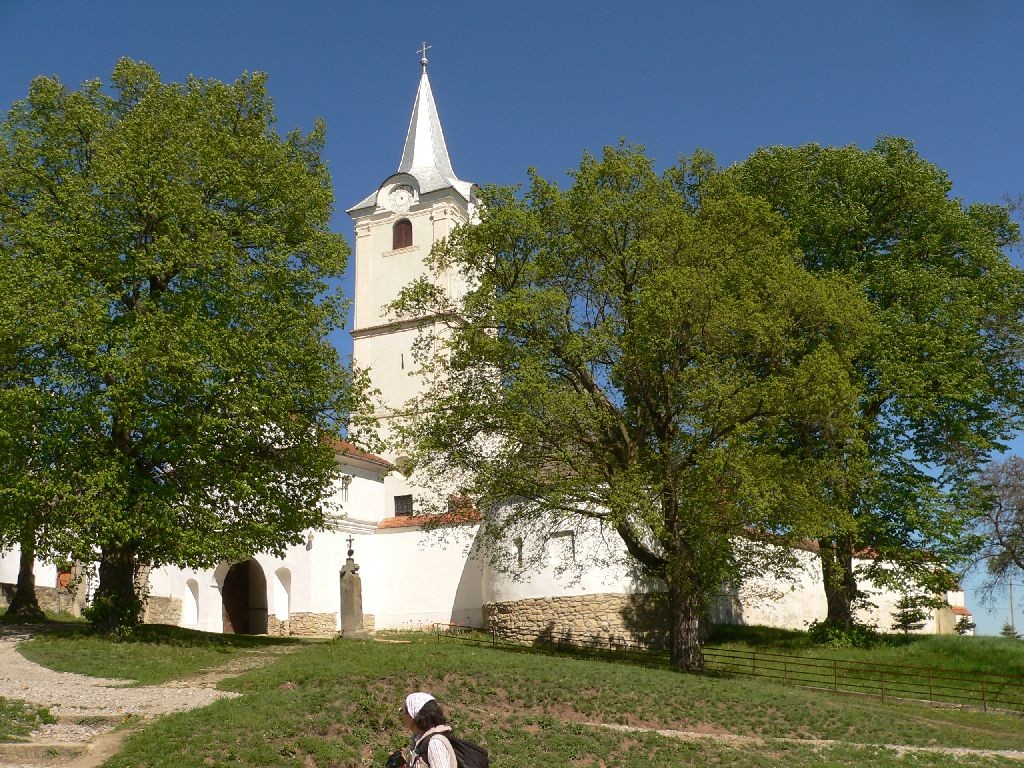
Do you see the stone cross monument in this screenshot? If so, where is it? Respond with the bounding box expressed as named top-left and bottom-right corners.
top-left (340, 536), bottom-right (365, 636)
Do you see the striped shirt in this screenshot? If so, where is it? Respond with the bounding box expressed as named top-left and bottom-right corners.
top-left (410, 726), bottom-right (457, 768)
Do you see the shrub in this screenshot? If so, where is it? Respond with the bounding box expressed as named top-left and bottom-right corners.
top-left (806, 619), bottom-right (880, 649)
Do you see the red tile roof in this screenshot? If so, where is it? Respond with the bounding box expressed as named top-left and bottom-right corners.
top-left (327, 438), bottom-right (391, 468)
top-left (377, 508), bottom-right (483, 530)
top-left (950, 605), bottom-right (972, 616)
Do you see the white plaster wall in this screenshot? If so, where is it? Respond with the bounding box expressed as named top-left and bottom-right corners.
top-left (0, 550), bottom-right (22, 584)
top-left (143, 452), bottom-right (388, 633)
top-left (364, 220), bottom-right (431, 326)
top-left (714, 547), bottom-right (828, 628)
top-left (482, 521), bottom-right (956, 635)
top-left (370, 524), bottom-right (484, 629)
top-left (715, 547), bottom-right (953, 633)
top-left (147, 564), bottom-right (220, 632)
top-left (484, 519), bottom-right (638, 604)
top-left (0, 551), bottom-right (57, 590)
top-left (329, 462), bottom-right (388, 524)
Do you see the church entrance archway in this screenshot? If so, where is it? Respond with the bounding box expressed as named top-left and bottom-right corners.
top-left (221, 559), bottom-right (268, 634)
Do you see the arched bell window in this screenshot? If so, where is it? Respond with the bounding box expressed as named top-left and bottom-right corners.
top-left (392, 218), bottom-right (412, 250)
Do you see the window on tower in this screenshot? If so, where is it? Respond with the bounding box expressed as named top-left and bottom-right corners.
top-left (393, 218), bottom-right (413, 249)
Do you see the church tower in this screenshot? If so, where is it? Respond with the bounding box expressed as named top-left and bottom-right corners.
top-left (347, 48), bottom-right (476, 517)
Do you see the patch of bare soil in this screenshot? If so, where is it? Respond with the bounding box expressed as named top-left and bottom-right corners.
top-left (161, 643), bottom-right (302, 688)
top-left (590, 721), bottom-right (1024, 762)
top-left (442, 679), bottom-right (1024, 763)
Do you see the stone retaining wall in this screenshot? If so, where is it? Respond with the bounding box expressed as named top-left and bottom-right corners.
top-left (288, 612), bottom-right (338, 637)
top-left (0, 583), bottom-right (81, 615)
top-left (267, 616), bottom-right (289, 637)
top-left (143, 595), bottom-right (182, 625)
top-left (268, 613), bottom-right (375, 637)
top-left (484, 593), bottom-right (670, 647)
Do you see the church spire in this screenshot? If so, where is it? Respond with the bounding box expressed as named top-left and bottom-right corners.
top-left (347, 46), bottom-right (473, 213)
top-left (398, 43), bottom-right (456, 181)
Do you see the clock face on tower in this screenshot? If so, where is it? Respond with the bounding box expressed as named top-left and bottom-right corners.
top-left (387, 184), bottom-right (415, 212)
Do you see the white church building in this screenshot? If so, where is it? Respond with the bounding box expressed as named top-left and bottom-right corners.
top-left (0, 57), bottom-right (972, 641)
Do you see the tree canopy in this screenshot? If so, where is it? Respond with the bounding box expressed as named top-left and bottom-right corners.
top-left (0, 59), bottom-right (357, 629)
top-left (725, 138), bottom-right (1024, 627)
top-left (390, 144), bottom-right (872, 670)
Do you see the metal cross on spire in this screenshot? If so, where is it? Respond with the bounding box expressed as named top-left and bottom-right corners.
top-left (346, 535), bottom-right (354, 558)
top-left (418, 41), bottom-right (431, 72)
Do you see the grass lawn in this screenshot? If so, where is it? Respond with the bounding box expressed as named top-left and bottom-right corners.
top-left (16, 624), bottom-right (301, 685)
top-left (0, 697), bottom-right (55, 743)
top-left (96, 634), bottom-right (1023, 768)
top-left (707, 624), bottom-right (1024, 677)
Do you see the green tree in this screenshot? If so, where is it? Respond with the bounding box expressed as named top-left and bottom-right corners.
top-left (1000, 622), bottom-right (1020, 640)
top-left (726, 138), bottom-right (1024, 629)
top-left (389, 145), bottom-right (871, 671)
top-left (0, 387), bottom-right (50, 621)
top-left (0, 60), bottom-right (357, 631)
top-left (0, 242), bottom-right (82, 620)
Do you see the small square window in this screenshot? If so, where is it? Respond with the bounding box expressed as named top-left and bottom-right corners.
top-left (394, 494), bottom-right (414, 517)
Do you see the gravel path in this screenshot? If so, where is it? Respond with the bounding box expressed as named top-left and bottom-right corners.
top-left (0, 628), bottom-right (239, 718)
top-left (0, 625), bottom-right (291, 767)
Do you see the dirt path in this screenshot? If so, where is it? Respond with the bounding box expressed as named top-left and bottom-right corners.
top-left (0, 627), bottom-right (301, 768)
top-left (593, 721), bottom-right (1024, 762)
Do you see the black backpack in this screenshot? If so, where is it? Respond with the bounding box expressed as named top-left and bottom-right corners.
top-left (415, 731), bottom-right (489, 768)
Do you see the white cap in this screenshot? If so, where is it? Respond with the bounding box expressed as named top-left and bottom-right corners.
top-left (405, 692), bottom-right (435, 719)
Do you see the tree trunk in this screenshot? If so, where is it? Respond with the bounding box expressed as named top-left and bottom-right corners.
top-left (819, 537), bottom-right (857, 629)
top-left (667, 568), bottom-right (705, 673)
top-left (91, 546), bottom-right (142, 633)
top-left (6, 526), bottom-right (45, 620)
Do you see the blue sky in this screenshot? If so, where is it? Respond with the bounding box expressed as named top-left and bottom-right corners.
top-left (2, 0), bottom-right (1022, 635)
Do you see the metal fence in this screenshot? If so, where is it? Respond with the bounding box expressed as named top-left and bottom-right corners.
top-left (434, 623), bottom-right (1024, 714)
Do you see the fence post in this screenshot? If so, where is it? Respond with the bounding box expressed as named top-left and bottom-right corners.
top-left (491, 626), bottom-right (496, 648)
top-left (880, 671), bottom-right (885, 702)
top-left (981, 680), bottom-right (987, 713)
top-left (833, 659), bottom-right (837, 691)
top-left (752, 651), bottom-right (757, 677)
top-left (928, 669), bottom-right (933, 702)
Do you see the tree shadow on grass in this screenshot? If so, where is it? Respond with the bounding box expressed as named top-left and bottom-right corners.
top-left (1, 616), bottom-right (300, 648)
top-left (706, 623), bottom-right (812, 651)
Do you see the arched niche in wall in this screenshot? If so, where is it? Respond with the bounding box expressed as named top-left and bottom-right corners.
top-left (182, 578), bottom-right (200, 627)
top-left (273, 568), bottom-right (291, 621)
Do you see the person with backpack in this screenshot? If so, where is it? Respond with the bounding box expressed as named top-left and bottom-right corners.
top-left (394, 692), bottom-right (489, 768)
